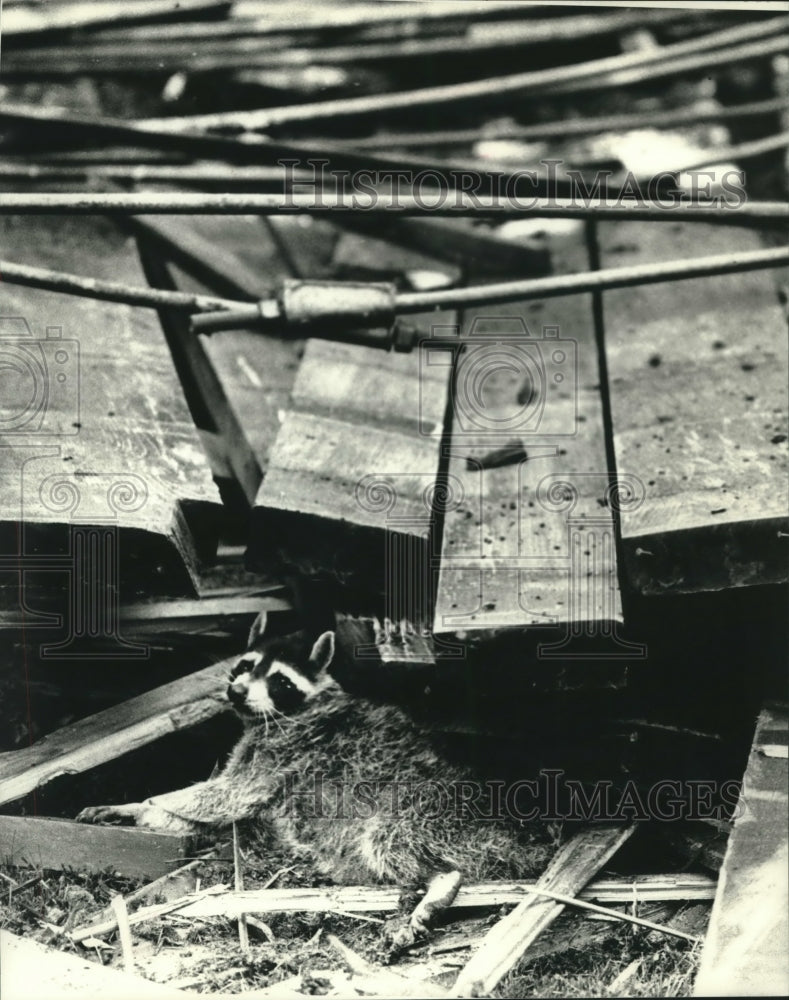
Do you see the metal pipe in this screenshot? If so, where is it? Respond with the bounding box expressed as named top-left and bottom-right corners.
top-left (341, 97), bottom-right (789, 150)
top-left (0, 9), bottom-right (688, 76)
top-left (0, 258), bottom-right (240, 313)
top-left (394, 244), bottom-right (789, 313)
top-left (139, 18), bottom-right (789, 132)
top-left (191, 244), bottom-right (789, 335)
top-left (0, 192), bottom-right (785, 220)
top-left (4, 246), bottom-right (788, 349)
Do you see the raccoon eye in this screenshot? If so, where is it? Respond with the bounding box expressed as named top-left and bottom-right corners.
top-left (266, 671), bottom-right (306, 712)
top-left (232, 652), bottom-right (263, 676)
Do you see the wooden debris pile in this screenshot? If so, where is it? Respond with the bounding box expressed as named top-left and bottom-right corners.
top-left (0, 1), bottom-right (787, 998)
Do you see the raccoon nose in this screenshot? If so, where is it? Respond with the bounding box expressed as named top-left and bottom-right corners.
top-left (227, 681), bottom-right (248, 705)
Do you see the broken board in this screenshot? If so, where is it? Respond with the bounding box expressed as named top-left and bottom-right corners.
top-left (0, 654), bottom-right (236, 807)
top-left (454, 823), bottom-right (635, 996)
top-left (0, 214), bottom-right (220, 626)
top-left (597, 220), bottom-right (789, 595)
top-left (0, 815), bottom-right (192, 879)
top-left (694, 703), bottom-right (789, 997)
top-left (433, 220), bottom-right (637, 671)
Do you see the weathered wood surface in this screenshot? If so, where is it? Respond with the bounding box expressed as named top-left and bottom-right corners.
top-left (454, 823), bottom-right (635, 997)
top-left (0, 815), bottom-right (192, 879)
top-left (249, 232), bottom-right (455, 612)
top-left (136, 214), bottom-right (305, 503)
top-left (598, 220), bottom-right (789, 595)
top-left (433, 220), bottom-right (633, 661)
top-left (694, 703), bottom-right (789, 997)
top-left (0, 930), bottom-right (189, 1000)
top-left (0, 214), bottom-right (220, 603)
top-left (0, 655), bottom-right (236, 807)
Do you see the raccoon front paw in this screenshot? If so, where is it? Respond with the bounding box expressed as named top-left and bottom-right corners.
top-left (76, 803), bottom-right (144, 825)
top-left (77, 801), bottom-right (194, 833)
top-left (380, 914), bottom-right (423, 961)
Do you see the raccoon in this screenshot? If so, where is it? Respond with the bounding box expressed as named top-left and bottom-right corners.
top-left (78, 612), bottom-right (550, 937)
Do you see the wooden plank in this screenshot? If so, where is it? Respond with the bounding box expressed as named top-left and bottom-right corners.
top-left (694, 703), bottom-right (789, 997)
top-left (249, 338), bottom-right (451, 609)
top-left (433, 220), bottom-right (635, 663)
top-left (0, 213), bottom-right (220, 606)
top-left (454, 823), bottom-right (635, 997)
top-left (0, 930), bottom-right (188, 1000)
top-left (118, 591), bottom-right (290, 636)
top-left (0, 655), bottom-right (235, 807)
top-left (598, 220), bottom-right (788, 594)
top-left (248, 233), bottom-right (455, 612)
top-left (0, 815), bottom-right (192, 879)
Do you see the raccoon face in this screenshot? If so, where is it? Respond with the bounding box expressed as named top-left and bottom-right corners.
top-left (227, 620), bottom-right (335, 720)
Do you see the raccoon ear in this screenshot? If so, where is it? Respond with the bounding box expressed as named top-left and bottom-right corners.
top-left (309, 631), bottom-right (335, 673)
top-left (247, 610), bottom-right (268, 649)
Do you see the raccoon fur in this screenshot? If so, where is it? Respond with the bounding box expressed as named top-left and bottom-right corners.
top-left (78, 614), bottom-right (550, 889)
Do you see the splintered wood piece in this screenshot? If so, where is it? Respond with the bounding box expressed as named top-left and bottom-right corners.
top-left (598, 221), bottom-right (789, 594)
top-left (80, 871), bottom-right (712, 930)
top-left (0, 816), bottom-right (192, 880)
top-left (0, 214), bottom-right (220, 599)
top-left (454, 824), bottom-right (635, 997)
top-left (0, 929), bottom-right (189, 999)
top-left (0, 655), bottom-right (236, 807)
top-left (249, 232), bottom-right (454, 610)
top-left (110, 895), bottom-right (136, 972)
top-left (105, 858), bottom-right (206, 915)
top-left (232, 822), bottom-right (250, 956)
top-left (433, 220), bottom-right (630, 664)
top-left (694, 703), bottom-right (789, 997)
